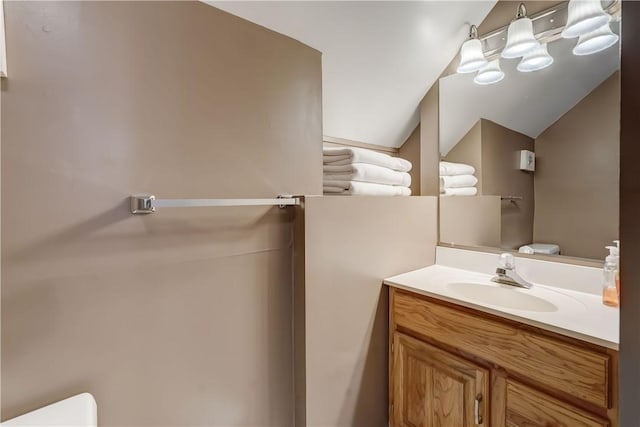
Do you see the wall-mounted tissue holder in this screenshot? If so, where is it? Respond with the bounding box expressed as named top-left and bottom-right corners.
top-left (519, 150), bottom-right (535, 172)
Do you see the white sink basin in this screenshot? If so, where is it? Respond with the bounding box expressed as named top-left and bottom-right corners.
top-left (384, 265), bottom-right (618, 349)
top-left (446, 282), bottom-right (584, 313)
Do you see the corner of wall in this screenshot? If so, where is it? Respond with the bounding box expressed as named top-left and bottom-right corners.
top-left (398, 125), bottom-right (421, 196)
top-left (419, 83), bottom-right (440, 197)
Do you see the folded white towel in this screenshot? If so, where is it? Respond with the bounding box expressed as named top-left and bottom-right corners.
top-left (323, 180), bottom-right (411, 196)
top-left (324, 163), bottom-right (411, 187)
top-left (323, 147), bottom-right (412, 172)
top-left (440, 174), bottom-right (478, 190)
top-left (441, 187), bottom-right (478, 196)
top-left (439, 161), bottom-right (475, 176)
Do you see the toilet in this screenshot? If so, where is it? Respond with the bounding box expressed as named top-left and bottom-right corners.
top-left (1, 393), bottom-right (97, 427)
top-left (518, 243), bottom-right (561, 255)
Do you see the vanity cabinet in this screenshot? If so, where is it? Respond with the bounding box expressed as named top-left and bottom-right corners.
top-left (389, 288), bottom-right (618, 427)
top-left (503, 380), bottom-right (609, 427)
top-left (392, 332), bottom-right (488, 427)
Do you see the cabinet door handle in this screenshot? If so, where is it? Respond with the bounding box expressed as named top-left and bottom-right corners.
top-left (474, 393), bottom-right (483, 425)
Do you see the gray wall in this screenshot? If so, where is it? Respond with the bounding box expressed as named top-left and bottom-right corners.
top-left (1, 2), bottom-right (321, 425)
top-left (534, 72), bottom-right (620, 260)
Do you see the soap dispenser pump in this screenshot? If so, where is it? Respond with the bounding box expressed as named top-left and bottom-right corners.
top-left (603, 244), bottom-right (620, 307)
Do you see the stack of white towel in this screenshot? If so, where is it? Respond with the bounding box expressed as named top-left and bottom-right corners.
top-left (440, 161), bottom-right (478, 196)
top-left (323, 146), bottom-right (412, 196)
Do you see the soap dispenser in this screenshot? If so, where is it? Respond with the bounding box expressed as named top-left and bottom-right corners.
top-left (603, 244), bottom-right (619, 307)
top-left (614, 240), bottom-right (620, 300)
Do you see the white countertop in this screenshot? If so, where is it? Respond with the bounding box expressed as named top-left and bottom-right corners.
top-left (384, 265), bottom-right (619, 350)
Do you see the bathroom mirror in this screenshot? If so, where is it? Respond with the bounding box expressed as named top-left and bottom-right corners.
top-left (438, 23), bottom-right (620, 262)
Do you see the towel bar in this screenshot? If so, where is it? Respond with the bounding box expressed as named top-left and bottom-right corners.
top-left (501, 196), bottom-right (523, 203)
top-left (130, 194), bottom-right (300, 214)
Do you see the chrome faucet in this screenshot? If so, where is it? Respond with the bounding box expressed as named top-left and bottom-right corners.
top-left (491, 253), bottom-right (534, 289)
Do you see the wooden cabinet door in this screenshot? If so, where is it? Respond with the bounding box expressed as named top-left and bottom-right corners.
top-left (391, 332), bottom-right (489, 427)
top-left (504, 380), bottom-right (609, 427)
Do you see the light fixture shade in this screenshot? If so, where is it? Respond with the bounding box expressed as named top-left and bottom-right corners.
top-left (457, 39), bottom-right (487, 73)
top-left (573, 23), bottom-right (619, 55)
top-left (502, 17), bottom-right (539, 59)
top-left (562, 0), bottom-right (611, 39)
top-left (474, 59), bottom-right (505, 85)
top-left (517, 43), bottom-right (554, 72)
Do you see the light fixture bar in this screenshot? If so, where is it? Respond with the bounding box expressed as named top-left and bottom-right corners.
top-left (477, 0), bottom-right (619, 63)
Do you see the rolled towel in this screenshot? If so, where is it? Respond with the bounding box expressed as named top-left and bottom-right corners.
top-left (324, 163), bottom-right (411, 187)
top-left (439, 161), bottom-right (475, 176)
top-left (323, 147), bottom-right (412, 172)
top-left (441, 187), bottom-right (478, 196)
top-left (323, 180), bottom-right (411, 196)
top-left (440, 174), bottom-right (478, 190)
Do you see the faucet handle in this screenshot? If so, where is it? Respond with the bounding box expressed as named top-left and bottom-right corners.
top-left (498, 253), bottom-right (516, 270)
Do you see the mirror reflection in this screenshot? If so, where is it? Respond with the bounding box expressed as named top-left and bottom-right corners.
top-left (439, 24), bottom-right (620, 261)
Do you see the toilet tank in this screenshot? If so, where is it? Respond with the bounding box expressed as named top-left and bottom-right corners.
top-left (1, 393), bottom-right (97, 427)
top-left (520, 243), bottom-right (561, 255)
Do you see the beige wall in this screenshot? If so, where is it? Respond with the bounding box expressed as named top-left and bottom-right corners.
top-left (440, 196), bottom-right (501, 248)
top-left (443, 121), bottom-right (483, 193)
top-left (481, 120), bottom-right (534, 250)
top-left (398, 125), bottom-right (421, 196)
top-left (1, 2), bottom-right (321, 425)
top-left (534, 72), bottom-right (620, 260)
top-left (297, 196), bottom-right (437, 426)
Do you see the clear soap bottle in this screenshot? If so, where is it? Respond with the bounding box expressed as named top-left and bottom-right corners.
top-left (603, 244), bottom-right (619, 307)
top-left (614, 240), bottom-right (620, 299)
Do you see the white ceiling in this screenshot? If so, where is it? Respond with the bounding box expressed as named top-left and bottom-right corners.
top-left (208, 1), bottom-right (497, 148)
top-left (439, 25), bottom-right (621, 156)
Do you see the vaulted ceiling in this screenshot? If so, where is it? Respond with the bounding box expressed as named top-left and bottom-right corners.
top-left (208, 1), bottom-right (497, 148)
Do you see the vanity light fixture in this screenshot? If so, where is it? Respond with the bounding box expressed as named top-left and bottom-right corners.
top-left (573, 23), bottom-right (619, 55)
top-left (517, 43), bottom-right (554, 72)
top-left (501, 3), bottom-right (539, 59)
top-left (562, 0), bottom-right (611, 39)
top-left (457, 25), bottom-right (488, 74)
top-left (457, 0), bottom-right (620, 85)
top-left (474, 59), bottom-right (505, 85)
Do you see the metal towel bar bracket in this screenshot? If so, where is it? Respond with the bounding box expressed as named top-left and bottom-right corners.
top-left (130, 194), bottom-right (300, 214)
top-left (501, 196), bottom-right (523, 203)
